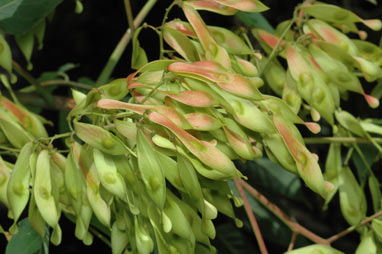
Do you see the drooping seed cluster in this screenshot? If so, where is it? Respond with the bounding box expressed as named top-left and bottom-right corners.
top-left (1, 1), bottom-right (382, 254)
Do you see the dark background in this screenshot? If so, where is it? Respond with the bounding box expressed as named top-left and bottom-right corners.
top-left (1, 0), bottom-right (382, 253)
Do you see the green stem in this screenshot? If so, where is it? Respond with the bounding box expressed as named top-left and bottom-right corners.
top-left (0, 145), bottom-right (20, 152)
top-left (159, 1), bottom-right (178, 59)
top-left (124, 0), bottom-right (135, 36)
top-left (96, 0), bottom-right (158, 85)
top-left (326, 211), bottom-right (382, 244)
top-left (12, 61), bottom-right (54, 106)
top-left (304, 137), bottom-right (382, 144)
top-left (40, 79), bottom-right (93, 90)
top-left (89, 226), bottom-right (111, 247)
top-left (259, 17), bottom-right (295, 77)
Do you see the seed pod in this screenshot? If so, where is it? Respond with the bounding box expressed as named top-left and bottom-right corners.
top-left (148, 111), bottom-right (241, 179)
top-left (76, 145), bottom-right (111, 227)
top-left (33, 20), bottom-right (45, 50)
top-left (0, 116), bottom-right (33, 148)
top-left (371, 219), bottom-right (382, 241)
top-left (233, 57), bottom-right (258, 77)
top-left (164, 195), bottom-right (195, 243)
top-left (369, 175), bottom-right (381, 212)
top-left (0, 96), bottom-right (48, 138)
top-left (168, 61), bottom-right (263, 100)
top-left (263, 134), bottom-right (298, 174)
top-left (274, 117), bottom-right (332, 199)
top-left (184, 1), bottom-right (237, 15)
top-left (335, 110), bottom-right (366, 137)
top-left (301, 3), bottom-right (382, 31)
top-left (134, 216), bottom-right (154, 254)
top-left (185, 112), bottom-right (222, 131)
top-left (15, 30), bottom-right (34, 70)
top-left (0, 34), bottom-right (13, 74)
top-left (163, 27), bottom-right (199, 62)
top-left (262, 58), bottom-right (286, 96)
top-left (222, 117), bottom-right (256, 160)
top-left (352, 39), bottom-right (382, 65)
top-left (7, 142), bottom-right (33, 233)
top-left (111, 222), bottom-right (129, 254)
top-left (339, 166), bottom-right (367, 226)
top-left (282, 72), bottom-right (302, 114)
top-left (304, 19), bottom-right (358, 56)
top-left (74, 121), bottom-right (129, 155)
top-left (182, 4), bottom-right (231, 69)
top-left (262, 95), bottom-right (321, 134)
top-left (93, 148), bottom-right (128, 201)
top-left (355, 230), bottom-right (377, 254)
top-left (34, 150), bottom-right (59, 228)
top-left (28, 191), bottom-right (47, 239)
top-left (100, 79), bottom-right (129, 100)
top-left (177, 154), bottom-right (204, 209)
top-left (137, 128), bottom-right (166, 208)
top-left (51, 224), bottom-right (62, 246)
top-left (0, 156), bottom-right (11, 208)
top-left (285, 244), bottom-right (345, 254)
top-left (353, 56), bottom-right (382, 82)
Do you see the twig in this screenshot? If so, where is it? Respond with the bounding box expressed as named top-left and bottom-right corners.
top-left (159, 1), bottom-right (178, 59)
top-left (234, 179), bottom-right (268, 254)
top-left (88, 226), bottom-right (111, 247)
top-left (326, 211), bottom-right (382, 243)
top-left (287, 231), bottom-right (298, 251)
top-left (259, 17), bottom-right (295, 77)
top-left (124, 0), bottom-right (135, 36)
top-left (96, 0), bottom-right (158, 85)
top-left (40, 79), bottom-right (93, 90)
top-left (304, 137), bottom-right (382, 144)
top-left (239, 179), bottom-right (329, 245)
top-left (12, 61), bottom-right (54, 106)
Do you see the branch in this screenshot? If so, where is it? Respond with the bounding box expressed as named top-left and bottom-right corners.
top-left (40, 79), bottom-right (93, 90)
top-left (124, 0), bottom-right (136, 36)
top-left (304, 137), bottom-right (382, 144)
top-left (12, 61), bottom-right (54, 106)
top-left (326, 211), bottom-right (382, 244)
top-left (234, 179), bottom-right (268, 254)
top-left (239, 179), bottom-right (329, 245)
top-left (96, 0), bottom-right (158, 85)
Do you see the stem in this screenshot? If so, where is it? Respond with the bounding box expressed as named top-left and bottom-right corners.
top-left (304, 137), bottom-right (382, 144)
top-left (12, 61), bottom-right (54, 106)
top-left (96, 0), bottom-right (158, 85)
top-left (239, 179), bottom-right (329, 245)
top-left (159, 1), bottom-right (178, 59)
top-left (40, 80), bottom-right (93, 90)
top-left (259, 17), bottom-right (295, 77)
top-left (88, 226), bottom-right (111, 247)
top-left (234, 179), bottom-right (268, 254)
top-left (124, 0), bottom-right (135, 36)
top-left (327, 211), bottom-right (382, 243)
top-left (287, 231), bottom-right (298, 251)
top-left (0, 146), bottom-right (20, 152)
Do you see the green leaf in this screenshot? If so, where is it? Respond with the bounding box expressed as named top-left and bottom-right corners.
top-left (0, 0), bottom-right (63, 35)
top-left (236, 12), bottom-right (275, 33)
top-left (131, 26), bottom-right (148, 70)
top-left (236, 158), bottom-right (304, 202)
top-left (215, 223), bottom-right (256, 254)
top-left (0, 0), bottom-right (22, 21)
top-left (6, 218), bottom-right (43, 254)
top-left (352, 144), bottom-right (379, 186)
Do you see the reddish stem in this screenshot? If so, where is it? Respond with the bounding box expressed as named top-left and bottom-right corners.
top-left (234, 179), bottom-right (268, 254)
top-left (239, 179), bottom-right (329, 245)
top-left (287, 231), bottom-right (298, 251)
